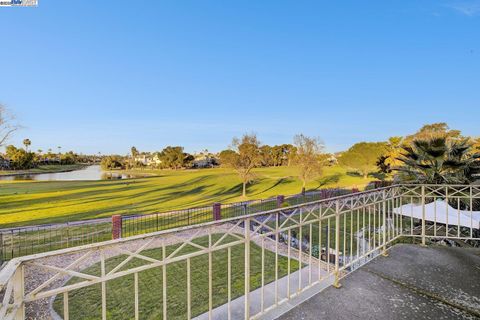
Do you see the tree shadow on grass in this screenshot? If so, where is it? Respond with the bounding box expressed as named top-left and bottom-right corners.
top-left (346, 171), bottom-right (362, 177)
top-left (83, 176), bottom-right (243, 215)
top-left (0, 180), bottom-right (154, 210)
top-left (250, 177), bottom-right (296, 197)
top-left (312, 173), bottom-right (342, 190)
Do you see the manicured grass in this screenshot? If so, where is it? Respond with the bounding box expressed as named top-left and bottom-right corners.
top-left (53, 234), bottom-right (300, 320)
top-left (0, 166), bottom-right (373, 227)
top-left (0, 164), bottom-right (87, 176)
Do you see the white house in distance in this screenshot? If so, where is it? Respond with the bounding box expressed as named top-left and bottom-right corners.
top-left (192, 151), bottom-right (217, 168)
top-left (0, 155), bottom-right (12, 170)
top-left (134, 153), bottom-right (162, 167)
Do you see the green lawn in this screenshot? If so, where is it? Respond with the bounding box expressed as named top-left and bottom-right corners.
top-left (0, 164), bottom-right (87, 176)
top-left (0, 165), bottom-right (373, 227)
top-left (53, 234), bottom-right (300, 320)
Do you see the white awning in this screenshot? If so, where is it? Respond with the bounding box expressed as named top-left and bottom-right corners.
top-left (393, 200), bottom-right (480, 230)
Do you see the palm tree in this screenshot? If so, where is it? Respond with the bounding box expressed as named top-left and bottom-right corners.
top-left (473, 137), bottom-right (480, 153)
top-left (23, 138), bottom-right (31, 152)
top-left (395, 137), bottom-right (480, 184)
top-left (130, 146), bottom-right (139, 168)
top-left (131, 146), bottom-right (138, 158)
top-left (385, 136), bottom-right (403, 169)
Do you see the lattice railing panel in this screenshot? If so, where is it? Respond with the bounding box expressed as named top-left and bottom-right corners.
top-left (1, 184), bottom-right (479, 320)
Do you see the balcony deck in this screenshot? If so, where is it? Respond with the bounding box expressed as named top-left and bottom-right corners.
top-left (276, 244), bottom-right (480, 320)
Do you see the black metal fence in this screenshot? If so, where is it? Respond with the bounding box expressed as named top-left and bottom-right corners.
top-left (0, 188), bottom-right (353, 262)
top-left (0, 218), bottom-right (112, 262)
top-left (121, 188), bottom-right (353, 237)
top-left (285, 188), bottom-right (353, 205)
top-left (121, 206), bottom-right (214, 237)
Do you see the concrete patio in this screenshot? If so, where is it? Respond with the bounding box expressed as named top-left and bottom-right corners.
top-left (276, 244), bottom-right (480, 320)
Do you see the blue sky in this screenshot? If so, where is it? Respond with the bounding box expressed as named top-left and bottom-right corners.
top-left (0, 0), bottom-right (479, 155)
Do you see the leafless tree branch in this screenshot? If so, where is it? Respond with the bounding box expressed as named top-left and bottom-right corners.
top-left (0, 104), bottom-right (20, 148)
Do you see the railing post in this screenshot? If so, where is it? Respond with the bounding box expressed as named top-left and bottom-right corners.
top-left (213, 203), bottom-right (222, 221)
top-left (382, 189), bottom-right (389, 257)
top-left (421, 185), bottom-right (426, 246)
top-left (13, 265), bottom-right (25, 320)
top-left (333, 200), bottom-right (342, 289)
top-left (112, 215), bottom-right (122, 239)
top-left (0, 232), bottom-right (3, 263)
top-left (276, 196), bottom-right (284, 228)
top-left (244, 218), bottom-right (251, 319)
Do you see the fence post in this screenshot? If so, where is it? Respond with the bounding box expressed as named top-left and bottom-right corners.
top-left (276, 195), bottom-right (284, 208)
top-left (213, 203), bottom-right (222, 221)
top-left (333, 200), bottom-right (342, 289)
top-left (112, 215), bottom-right (122, 240)
top-left (382, 189), bottom-right (389, 257)
top-left (66, 223), bottom-right (70, 248)
top-left (244, 218), bottom-right (251, 320)
top-left (421, 185), bottom-right (426, 246)
top-left (13, 265), bottom-right (25, 320)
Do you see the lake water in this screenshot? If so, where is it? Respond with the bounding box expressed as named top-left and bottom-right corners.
top-left (0, 165), bottom-right (149, 181)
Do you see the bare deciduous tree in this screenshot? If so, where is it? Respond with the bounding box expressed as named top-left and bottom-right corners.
top-left (223, 133), bottom-right (262, 198)
top-left (293, 134), bottom-right (325, 194)
top-left (0, 105), bottom-right (18, 147)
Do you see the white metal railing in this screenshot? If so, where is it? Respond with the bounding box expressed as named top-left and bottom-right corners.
top-left (0, 184), bottom-right (479, 320)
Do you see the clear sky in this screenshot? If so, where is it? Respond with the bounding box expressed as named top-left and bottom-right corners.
top-left (0, 0), bottom-right (479, 155)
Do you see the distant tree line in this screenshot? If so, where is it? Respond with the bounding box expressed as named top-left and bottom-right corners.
top-left (3, 145), bottom-right (36, 169)
top-left (104, 146), bottom-right (196, 171)
top-left (0, 142), bottom-right (85, 170)
top-left (259, 144), bottom-right (297, 167)
top-left (219, 133), bottom-right (327, 197)
top-left (122, 143), bottom-right (301, 172)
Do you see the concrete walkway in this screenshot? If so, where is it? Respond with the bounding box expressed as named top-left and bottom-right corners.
top-left (277, 244), bottom-right (480, 320)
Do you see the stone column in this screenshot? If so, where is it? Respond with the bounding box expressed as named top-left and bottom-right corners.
top-left (112, 215), bottom-right (122, 239)
top-left (213, 203), bottom-right (222, 221)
